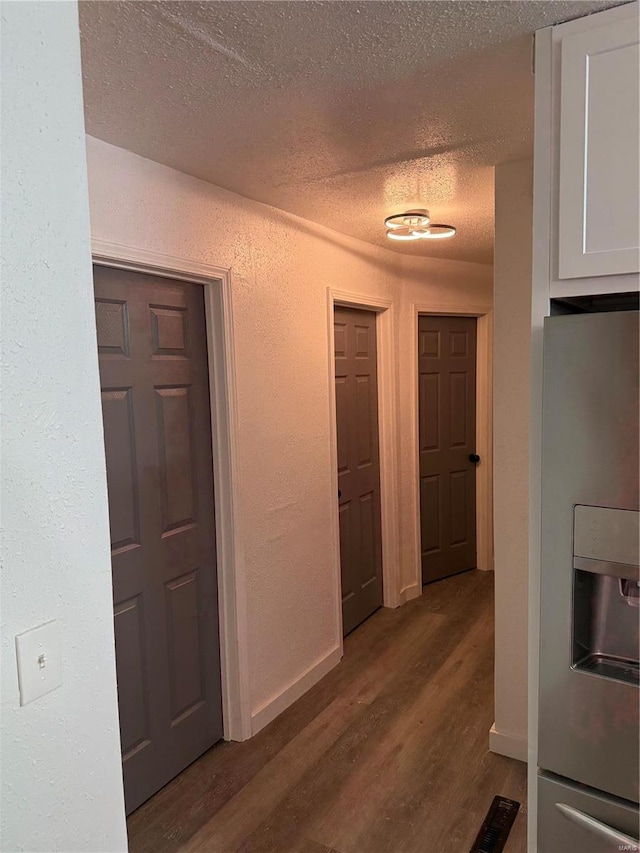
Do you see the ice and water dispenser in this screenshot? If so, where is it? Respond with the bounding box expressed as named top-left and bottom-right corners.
top-left (572, 505), bottom-right (640, 686)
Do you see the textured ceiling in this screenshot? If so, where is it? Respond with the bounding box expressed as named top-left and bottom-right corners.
top-left (80, 0), bottom-right (626, 264)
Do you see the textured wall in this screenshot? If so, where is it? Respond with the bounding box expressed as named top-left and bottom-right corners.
top-left (86, 135), bottom-right (493, 724)
top-left (1, 5), bottom-right (127, 852)
top-left (492, 159), bottom-right (533, 756)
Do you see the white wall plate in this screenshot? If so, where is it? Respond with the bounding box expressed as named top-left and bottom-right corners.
top-left (15, 620), bottom-right (62, 706)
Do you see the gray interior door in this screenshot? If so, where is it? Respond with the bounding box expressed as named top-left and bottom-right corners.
top-left (334, 306), bottom-right (383, 635)
top-left (94, 266), bottom-right (223, 814)
top-left (418, 315), bottom-right (477, 584)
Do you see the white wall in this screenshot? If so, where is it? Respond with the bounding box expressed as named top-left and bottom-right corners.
top-left (86, 137), bottom-right (493, 730)
top-left (1, 4), bottom-right (128, 852)
top-left (490, 159), bottom-right (533, 762)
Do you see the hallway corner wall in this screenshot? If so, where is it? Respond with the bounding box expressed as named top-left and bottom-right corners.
top-left (85, 135), bottom-right (493, 734)
top-left (1, 5), bottom-right (127, 851)
top-left (491, 157), bottom-right (534, 762)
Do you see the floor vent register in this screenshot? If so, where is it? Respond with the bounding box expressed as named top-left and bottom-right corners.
top-left (468, 796), bottom-right (520, 853)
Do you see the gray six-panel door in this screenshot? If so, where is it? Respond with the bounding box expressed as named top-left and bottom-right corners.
top-left (94, 266), bottom-right (223, 814)
top-left (418, 315), bottom-right (477, 584)
top-left (334, 307), bottom-right (384, 635)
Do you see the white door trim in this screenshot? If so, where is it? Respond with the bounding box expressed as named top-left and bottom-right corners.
top-left (327, 288), bottom-right (402, 643)
top-left (91, 238), bottom-right (252, 742)
top-left (411, 302), bottom-right (494, 582)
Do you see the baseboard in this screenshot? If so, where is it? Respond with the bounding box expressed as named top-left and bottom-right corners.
top-left (489, 723), bottom-right (528, 763)
top-left (250, 645), bottom-right (343, 736)
top-left (399, 582), bottom-right (422, 605)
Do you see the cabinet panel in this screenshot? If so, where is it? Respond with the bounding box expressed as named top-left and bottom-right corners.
top-left (558, 14), bottom-right (640, 279)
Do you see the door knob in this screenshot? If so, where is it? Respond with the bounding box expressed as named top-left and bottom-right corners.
top-left (338, 489), bottom-right (342, 499)
top-left (469, 453), bottom-right (480, 463)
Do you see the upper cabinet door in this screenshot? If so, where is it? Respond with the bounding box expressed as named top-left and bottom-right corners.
top-left (558, 12), bottom-right (639, 280)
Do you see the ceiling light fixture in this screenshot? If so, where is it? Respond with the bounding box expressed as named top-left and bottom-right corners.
top-left (384, 209), bottom-right (456, 241)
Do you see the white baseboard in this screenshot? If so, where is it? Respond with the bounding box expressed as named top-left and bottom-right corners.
top-left (400, 583), bottom-right (422, 605)
top-left (489, 723), bottom-right (528, 763)
top-left (250, 645), bottom-right (343, 736)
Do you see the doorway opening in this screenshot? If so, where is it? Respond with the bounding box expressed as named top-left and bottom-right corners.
top-left (414, 308), bottom-right (493, 586)
top-left (418, 314), bottom-right (478, 584)
top-left (334, 305), bottom-right (384, 634)
top-left (91, 244), bottom-right (253, 802)
top-left (94, 264), bottom-right (223, 812)
top-left (327, 290), bottom-right (402, 642)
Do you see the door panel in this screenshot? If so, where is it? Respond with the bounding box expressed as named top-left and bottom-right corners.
top-left (420, 475), bottom-right (441, 554)
top-left (418, 315), bottom-right (477, 584)
top-left (101, 388), bottom-right (139, 550)
top-left (334, 307), bottom-right (383, 635)
top-left (155, 386), bottom-right (196, 531)
top-left (113, 596), bottom-right (148, 757)
top-left (450, 470), bottom-right (470, 545)
top-left (419, 373), bottom-right (440, 450)
top-left (94, 266), bottom-right (223, 814)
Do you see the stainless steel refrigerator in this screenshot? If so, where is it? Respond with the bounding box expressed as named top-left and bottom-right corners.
top-left (538, 310), bottom-right (640, 851)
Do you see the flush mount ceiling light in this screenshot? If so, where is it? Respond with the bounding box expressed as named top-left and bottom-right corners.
top-left (384, 209), bottom-right (456, 241)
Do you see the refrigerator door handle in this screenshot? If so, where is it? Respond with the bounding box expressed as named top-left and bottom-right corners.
top-left (555, 803), bottom-right (640, 849)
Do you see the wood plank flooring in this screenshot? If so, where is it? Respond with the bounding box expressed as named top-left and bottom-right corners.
top-left (127, 570), bottom-right (527, 853)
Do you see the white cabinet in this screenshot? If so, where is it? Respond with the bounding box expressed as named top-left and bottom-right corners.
top-left (558, 15), bottom-right (640, 280)
top-left (535, 1), bottom-right (640, 299)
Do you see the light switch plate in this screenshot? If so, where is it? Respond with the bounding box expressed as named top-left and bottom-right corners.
top-left (15, 620), bottom-right (62, 706)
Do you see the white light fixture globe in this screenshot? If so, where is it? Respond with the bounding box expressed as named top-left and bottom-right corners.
top-left (385, 210), bottom-right (431, 231)
top-left (420, 224), bottom-right (456, 239)
top-left (384, 209), bottom-right (456, 241)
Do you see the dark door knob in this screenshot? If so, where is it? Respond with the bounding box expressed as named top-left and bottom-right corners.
top-left (338, 489), bottom-right (342, 499)
top-left (469, 453), bottom-right (480, 464)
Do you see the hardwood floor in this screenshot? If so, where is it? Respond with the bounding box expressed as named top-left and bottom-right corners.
top-left (127, 570), bottom-right (527, 853)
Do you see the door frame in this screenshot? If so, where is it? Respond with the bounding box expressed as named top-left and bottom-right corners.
top-left (92, 238), bottom-right (252, 742)
top-left (327, 288), bottom-right (402, 639)
top-left (412, 303), bottom-right (494, 577)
